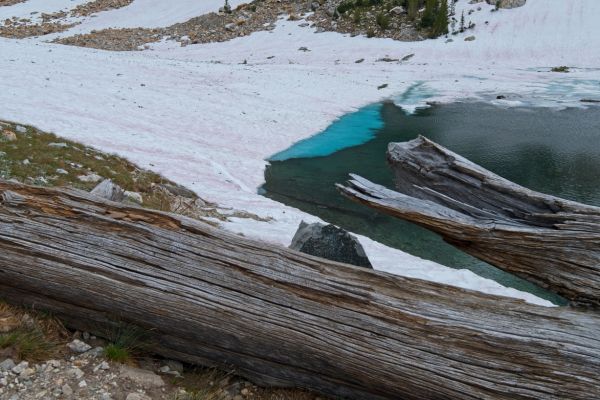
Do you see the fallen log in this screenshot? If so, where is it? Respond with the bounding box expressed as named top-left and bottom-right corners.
top-left (337, 136), bottom-right (600, 308)
top-left (1, 180), bottom-right (600, 399)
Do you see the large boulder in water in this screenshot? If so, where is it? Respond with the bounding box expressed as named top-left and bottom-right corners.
top-left (290, 221), bottom-right (373, 268)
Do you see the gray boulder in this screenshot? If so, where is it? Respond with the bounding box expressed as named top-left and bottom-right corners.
top-left (290, 221), bottom-right (372, 268)
top-left (486, 0), bottom-right (526, 8)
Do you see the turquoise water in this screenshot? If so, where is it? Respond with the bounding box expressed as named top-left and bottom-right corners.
top-left (269, 103), bottom-right (384, 161)
top-left (263, 101), bottom-right (600, 304)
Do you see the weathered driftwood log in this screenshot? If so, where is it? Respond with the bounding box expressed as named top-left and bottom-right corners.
top-left (1, 181), bottom-right (600, 399)
top-left (337, 136), bottom-right (600, 308)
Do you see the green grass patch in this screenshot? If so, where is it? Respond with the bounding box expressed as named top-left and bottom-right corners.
top-left (0, 120), bottom-right (189, 212)
top-left (104, 343), bottom-right (132, 363)
top-left (100, 321), bottom-right (150, 363)
top-left (0, 328), bottom-right (59, 361)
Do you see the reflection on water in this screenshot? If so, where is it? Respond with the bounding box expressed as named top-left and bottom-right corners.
top-left (262, 102), bottom-right (600, 303)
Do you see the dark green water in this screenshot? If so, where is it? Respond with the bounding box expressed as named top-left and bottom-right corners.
top-left (262, 102), bottom-right (600, 303)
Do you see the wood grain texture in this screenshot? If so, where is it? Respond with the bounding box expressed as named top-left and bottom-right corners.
top-left (1, 180), bottom-right (600, 399)
top-left (337, 136), bottom-right (600, 308)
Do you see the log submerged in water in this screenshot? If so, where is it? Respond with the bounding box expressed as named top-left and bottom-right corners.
top-left (1, 181), bottom-right (600, 399)
top-left (337, 136), bottom-right (600, 308)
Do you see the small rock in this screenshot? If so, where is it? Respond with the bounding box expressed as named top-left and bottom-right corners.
top-left (389, 6), bottom-right (406, 14)
top-left (11, 361), bottom-right (29, 375)
top-left (165, 360), bottom-right (183, 373)
top-left (67, 367), bottom-right (85, 379)
top-left (126, 394), bottom-right (151, 400)
top-left (298, 46), bottom-right (310, 52)
top-left (48, 142), bottom-right (68, 148)
top-left (158, 365), bottom-right (170, 373)
top-left (224, 23), bottom-right (237, 32)
top-left (464, 35), bottom-right (476, 41)
top-left (355, 58), bottom-right (364, 63)
top-left (93, 361), bottom-right (110, 373)
top-left (61, 384), bottom-right (73, 396)
top-left (19, 367), bottom-right (35, 378)
top-left (91, 179), bottom-right (125, 202)
top-left (67, 339), bottom-right (92, 353)
top-left (124, 191), bottom-right (143, 204)
top-left (0, 316), bottom-right (20, 333)
top-left (56, 168), bottom-right (69, 175)
top-left (310, 1), bottom-right (320, 11)
top-left (120, 365), bottom-right (165, 388)
top-left (0, 359), bottom-right (15, 371)
top-left (1, 131), bottom-right (17, 141)
top-left (78, 380), bottom-right (87, 388)
top-left (78, 173), bottom-right (103, 183)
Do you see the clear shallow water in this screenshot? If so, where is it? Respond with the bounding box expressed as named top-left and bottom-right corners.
top-left (262, 102), bottom-right (600, 304)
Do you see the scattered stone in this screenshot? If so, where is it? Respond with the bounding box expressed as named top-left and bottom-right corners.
top-left (486, 0), bottom-right (526, 8)
top-left (165, 359), bottom-right (183, 373)
top-left (120, 365), bottom-right (165, 388)
top-left (0, 359), bottom-right (15, 371)
top-left (48, 142), bottom-right (68, 148)
top-left (78, 173), bottom-right (103, 183)
top-left (126, 393), bottom-right (152, 400)
top-left (1, 131), bottom-right (17, 141)
top-left (298, 46), bottom-right (310, 52)
top-left (124, 190), bottom-right (143, 204)
top-left (67, 366), bottom-right (85, 379)
top-left (11, 361), bottom-right (29, 375)
top-left (91, 179), bottom-right (126, 202)
top-left (67, 339), bottom-right (92, 353)
top-left (56, 168), bottom-right (69, 175)
top-left (464, 35), bottom-right (476, 41)
top-left (401, 53), bottom-right (415, 61)
top-left (355, 58), bottom-right (364, 63)
top-left (377, 83), bottom-right (388, 90)
top-left (496, 95), bottom-right (506, 99)
top-left (61, 384), bottom-right (73, 396)
top-left (20, 367), bottom-right (35, 378)
top-left (389, 6), bottom-right (406, 15)
top-left (78, 379), bottom-right (87, 388)
top-left (376, 57), bottom-right (399, 62)
top-left (93, 361), bottom-right (110, 373)
top-left (290, 221), bottom-right (373, 268)
top-left (0, 315), bottom-right (20, 333)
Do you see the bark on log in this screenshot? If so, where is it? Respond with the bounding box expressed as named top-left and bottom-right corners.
top-left (1, 180), bottom-right (600, 399)
top-left (337, 136), bottom-right (600, 308)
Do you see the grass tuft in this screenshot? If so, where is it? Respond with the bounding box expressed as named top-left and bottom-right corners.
top-left (103, 343), bottom-right (131, 363)
top-left (100, 321), bottom-right (150, 364)
top-left (0, 328), bottom-right (59, 361)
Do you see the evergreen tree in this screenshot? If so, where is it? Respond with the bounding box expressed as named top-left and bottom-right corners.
top-left (407, 0), bottom-right (419, 21)
top-left (431, 0), bottom-right (449, 37)
top-left (421, 0), bottom-right (437, 28)
top-left (459, 10), bottom-right (465, 32)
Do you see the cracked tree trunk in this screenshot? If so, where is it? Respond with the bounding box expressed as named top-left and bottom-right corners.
top-left (1, 180), bottom-right (599, 399)
top-left (337, 136), bottom-right (600, 308)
